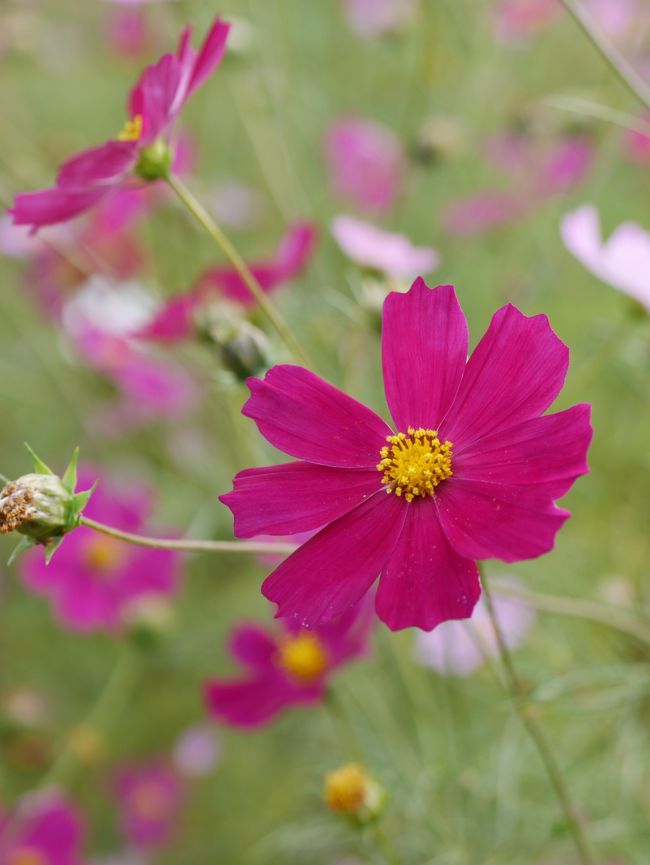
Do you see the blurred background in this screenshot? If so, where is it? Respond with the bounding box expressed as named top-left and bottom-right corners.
top-left (0, 1), bottom-right (649, 863)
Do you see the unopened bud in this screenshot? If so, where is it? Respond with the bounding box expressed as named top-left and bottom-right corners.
top-left (324, 763), bottom-right (385, 822)
top-left (203, 314), bottom-right (271, 381)
top-left (122, 594), bottom-right (176, 649)
top-left (135, 139), bottom-right (172, 181)
top-left (0, 474), bottom-right (69, 543)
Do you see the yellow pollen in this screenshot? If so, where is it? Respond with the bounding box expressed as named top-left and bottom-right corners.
top-left (7, 849), bottom-right (48, 865)
top-left (377, 427), bottom-right (453, 503)
top-left (82, 535), bottom-right (125, 576)
top-left (117, 114), bottom-right (143, 142)
top-left (131, 782), bottom-right (172, 821)
top-left (324, 763), bottom-right (369, 814)
top-left (276, 632), bottom-right (329, 684)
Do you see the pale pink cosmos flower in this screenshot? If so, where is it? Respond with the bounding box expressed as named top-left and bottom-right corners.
top-left (560, 204), bottom-right (650, 314)
top-left (114, 762), bottom-right (183, 850)
top-left (341, 0), bottom-right (417, 38)
top-left (324, 118), bottom-right (406, 215)
top-left (332, 215), bottom-right (440, 279)
top-left (492, 0), bottom-right (561, 42)
top-left (173, 724), bottom-right (221, 778)
top-left (414, 579), bottom-right (535, 676)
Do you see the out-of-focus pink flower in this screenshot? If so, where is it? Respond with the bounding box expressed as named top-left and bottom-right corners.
top-left (624, 111), bottom-right (650, 165)
top-left (137, 222), bottom-right (317, 342)
top-left (443, 133), bottom-right (593, 236)
top-left (493, 0), bottom-right (561, 42)
top-left (106, 8), bottom-right (151, 59)
top-left (115, 762), bottom-right (183, 850)
top-left (0, 792), bottom-right (86, 865)
top-left (20, 468), bottom-right (181, 633)
top-left (560, 203), bottom-right (650, 313)
top-left (204, 602), bottom-right (373, 727)
top-left (585, 0), bottom-right (640, 38)
top-left (173, 724), bottom-right (221, 778)
top-left (221, 280), bottom-right (591, 631)
top-left (341, 0), bottom-right (417, 38)
top-left (413, 579), bottom-right (535, 676)
top-left (331, 215), bottom-right (439, 279)
top-left (11, 16), bottom-right (230, 231)
top-left (324, 118), bottom-right (406, 215)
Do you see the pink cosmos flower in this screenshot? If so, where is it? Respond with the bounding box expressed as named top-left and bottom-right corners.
top-left (137, 222), bottom-right (317, 342)
top-left (11, 16), bottom-right (230, 231)
top-left (0, 792), bottom-right (86, 865)
top-left (414, 578), bottom-right (535, 676)
top-left (20, 468), bottom-right (181, 633)
top-left (560, 204), bottom-right (650, 314)
top-left (204, 602), bottom-right (373, 727)
top-left (331, 215), bottom-right (440, 279)
top-left (341, 0), bottom-right (417, 38)
top-left (324, 118), bottom-right (406, 215)
top-left (172, 724), bottom-right (221, 778)
top-left (114, 762), bottom-right (183, 850)
top-left (220, 279), bottom-right (592, 631)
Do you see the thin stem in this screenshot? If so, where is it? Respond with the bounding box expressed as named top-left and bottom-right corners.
top-left (562, 0), bottom-right (650, 110)
top-left (79, 515), bottom-right (296, 556)
top-left (480, 568), bottom-right (597, 865)
top-left (542, 94), bottom-right (650, 136)
top-left (166, 172), bottom-right (309, 365)
top-left (372, 823), bottom-right (402, 865)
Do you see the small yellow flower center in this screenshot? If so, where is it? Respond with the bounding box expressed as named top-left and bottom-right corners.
top-left (117, 113), bottom-right (143, 142)
top-left (7, 849), bottom-right (48, 865)
top-left (324, 763), bottom-right (369, 814)
top-left (82, 535), bottom-right (125, 576)
top-left (276, 632), bottom-right (329, 684)
top-left (131, 782), bottom-right (172, 821)
top-left (377, 427), bottom-right (453, 503)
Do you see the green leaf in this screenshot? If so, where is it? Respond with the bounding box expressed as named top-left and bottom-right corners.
top-left (23, 443), bottom-right (54, 475)
top-left (61, 446), bottom-right (80, 493)
top-left (44, 536), bottom-right (65, 564)
top-left (7, 536), bottom-right (35, 566)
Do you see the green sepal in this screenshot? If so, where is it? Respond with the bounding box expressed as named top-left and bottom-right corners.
top-left (23, 443), bottom-right (54, 476)
top-left (7, 536), bottom-right (36, 567)
top-left (44, 536), bottom-right (65, 564)
top-left (65, 482), bottom-right (98, 532)
top-left (61, 447), bottom-right (80, 494)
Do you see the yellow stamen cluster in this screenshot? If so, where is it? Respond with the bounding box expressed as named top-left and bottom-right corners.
top-left (117, 114), bottom-right (143, 142)
top-left (325, 763), bottom-right (368, 814)
top-left (276, 632), bottom-right (329, 684)
top-left (377, 427), bottom-right (453, 502)
top-left (7, 850), bottom-right (48, 865)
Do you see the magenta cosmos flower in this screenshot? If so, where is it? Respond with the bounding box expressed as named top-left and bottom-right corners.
top-left (20, 468), bottom-right (181, 633)
top-left (0, 793), bottom-right (86, 865)
top-left (11, 16), bottom-right (230, 232)
top-left (204, 602), bottom-right (373, 727)
top-left (114, 762), bottom-right (183, 850)
top-left (221, 279), bottom-right (592, 631)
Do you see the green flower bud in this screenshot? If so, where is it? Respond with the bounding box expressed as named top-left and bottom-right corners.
top-left (135, 139), bottom-right (173, 182)
top-left (202, 313), bottom-right (272, 381)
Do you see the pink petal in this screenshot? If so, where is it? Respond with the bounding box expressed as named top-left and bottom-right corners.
top-left (11, 186), bottom-right (110, 230)
top-left (186, 18), bottom-right (231, 99)
top-left (262, 492), bottom-right (406, 626)
top-left (57, 140), bottom-right (138, 189)
top-left (129, 53), bottom-right (182, 142)
top-left (436, 479), bottom-right (570, 563)
top-left (376, 501), bottom-right (480, 631)
top-left (228, 623), bottom-right (277, 670)
top-left (454, 403), bottom-right (592, 497)
top-left (382, 279), bottom-right (468, 431)
top-left (134, 288), bottom-right (204, 342)
top-left (243, 365), bottom-right (392, 468)
top-left (220, 461), bottom-right (381, 538)
top-left (440, 304), bottom-right (569, 449)
top-left (204, 674), bottom-right (320, 727)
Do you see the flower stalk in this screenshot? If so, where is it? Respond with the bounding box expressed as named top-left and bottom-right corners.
top-left (480, 567), bottom-right (597, 865)
top-left (166, 172), bottom-right (309, 365)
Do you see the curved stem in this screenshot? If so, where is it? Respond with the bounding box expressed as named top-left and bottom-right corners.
top-left (166, 172), bottom-right (309, 365)
top-left (79, 515), bottom-right (296, 556)
top-left (480, 568), bottom-right (597, 865)
top-left (562, 0), bottom-right (650, 110)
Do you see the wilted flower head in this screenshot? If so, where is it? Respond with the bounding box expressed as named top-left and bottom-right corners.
top-left (324, 763), bottom-right (385, 821)
top-left (221, 279), bottom-right (591, 631)
top-left (414, 579), bottom-right (535, 676)
top-left (331, 215), bottom-right (439, 279)
top-left (560, 204), bottom-right (650, 314)
top-left (0, 791), bottom-right (86, 865)
top-left (325, 118), bottom-right (405, 214)
top-left (204, 601), bottom-right (373, 727)
top-left (114, 762), bottom-right (183, 850)
top-left (11, 16), bottom-right (230, 231)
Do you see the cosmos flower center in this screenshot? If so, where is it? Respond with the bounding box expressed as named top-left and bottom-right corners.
top-left (131, 782), bottom-right (173, 821)
top-left (276, 632), bottom-right (329, 684)
top-left (7, 849), bottom-right (48, 865)
top-left (377, 427), bottom-right (453, 502)
top-left (117, 114), bottom-right (143, 142)
top-left (82, 535), bottom-right (126, 576)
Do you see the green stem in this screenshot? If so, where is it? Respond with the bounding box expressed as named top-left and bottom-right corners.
top-left (324, 687), bottom-right (363, 762)
top-left (480, 568), bottom-right (597, 865)
top-left (542, 95), bottom-right (650, 136)
top-left (372, 822), bottom-right (402, 865)
top-left (166, 172), bottom-right (309, 365)
top-left (79, 515), bottom-right (296, 556)
top-left (562, 0), bottom-right (650, 110)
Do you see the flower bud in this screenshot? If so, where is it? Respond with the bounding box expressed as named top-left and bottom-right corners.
top-left (202, 314), bottom-right (271, 381)
top-left (135, 139), bottom-right (173, 181)
top-left (324, 763), bottom-right (386, 822)
top-left (0, 473), bottom-right (70, 543)
top-left (122, 594), bottom-right (176, 650)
